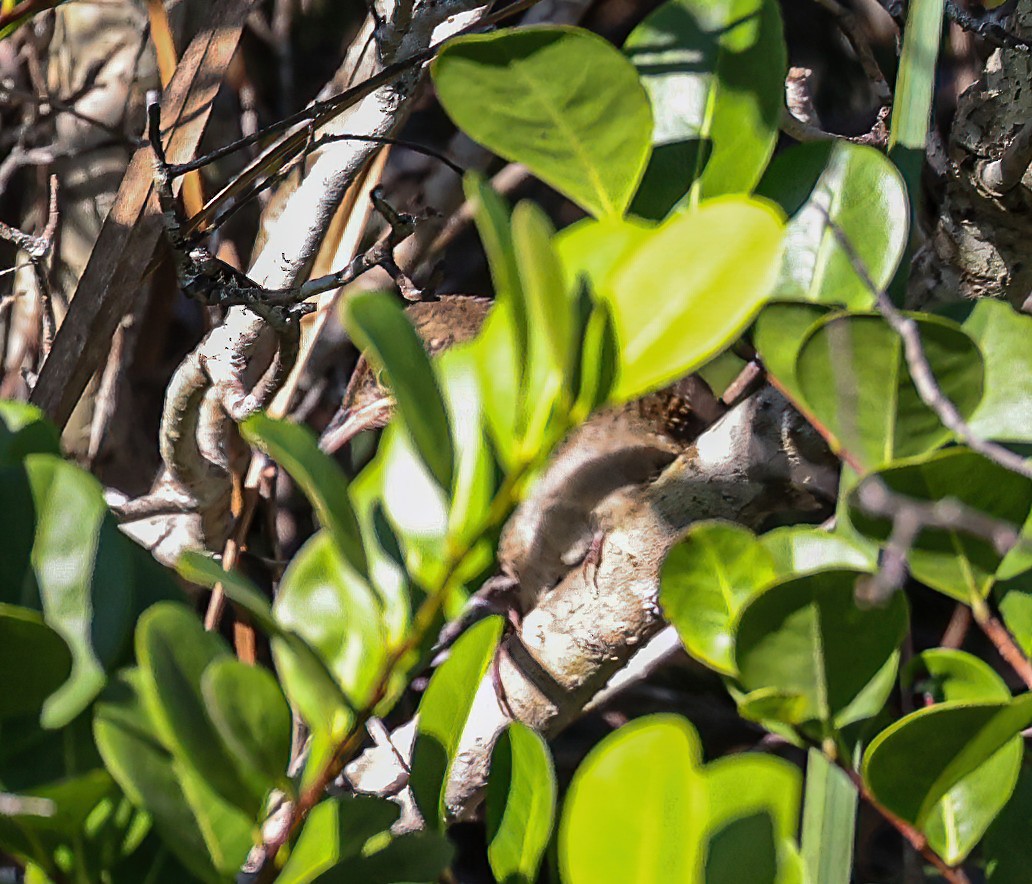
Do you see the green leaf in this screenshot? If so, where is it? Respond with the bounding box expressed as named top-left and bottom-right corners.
top-left (624, 0), bottom-right (786, 215)
top-left (175, 552), bottom-right (277, 634)
top-left (795, 313), bottom-right (984, 469)
top-left (0, 604), bottom-right (71, 721)
top-left (888, 0), bottom-right (943, 298)
top-left (94, 671), bottom-right (251, 882)
top-left (984, 764), bottom-right (1032, 883)
top-left (135, 602), bottom-right (261, 814)
top-left (0, 400), bottom-right (60, 466)
top-left (277, 795), bottom-right (399, 884)
top-left (317, 831), bottom-right (455, 883)
top-left (800, 749), bottom-right (856, 884)
top-left (660, 521), bottom-right (777, 674)
top-left (605, 196), bottom-right (785, 401)
top-left (862, 696), bottom-right (1032, 831)
top-left (958, 298), bottom-right (1032, 443)
top-left (751, 301), bottom-right (830, 402)
top-left (411, 617), bottom-right (504, 830)
top-left (848, 449), bottom-right (1032, 601)
top-left (559, 715), bottom-right (706, 883)
top-left (486, 723), bottom-right (557, 884)
top-left (201, 659), bottom-right (292, 796)
top-left (733, 570), bottom-right (908, 734)
top-left (759, 525), bottom-right (876, 577)
top-left (756, 141), bottom-right (908, 309)
top-left (345, 291), bottom-right (454, 490)
top-left (241, 414), bottom-right (367, 575)
top-left (434, 26), bottom-right (652, 218)
top-left (898, 649), bottom-right (1021, 864)
top-left (274, 531), bottom-right (386, 710)
top-left (703, 753), bottom-right (802, 884)
top-left (555, 216), bottom-right (656, 296)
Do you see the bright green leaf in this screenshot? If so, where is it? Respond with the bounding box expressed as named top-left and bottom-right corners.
top-left (411, 617), bottom-right (504, 830)
top-left (606, 196), bottom-right (785, 401)
top-left (800, 749), bottom-right (856, 884)
top-left (660, 521), bottom-right (777, 674)
top-left (434, 27), bottom-right (652, 218)
top-left (345, 291), bottom-right (454, 490)
top-left (241, 413), bottom-right (367, 575)
top-left (486, 723), bottom-right (557, 884)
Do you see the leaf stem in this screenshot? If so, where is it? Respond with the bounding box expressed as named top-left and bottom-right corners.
top-left (845, 769), bottom-right (971, 884)
top-left (253, 458), bottom-right (534, 880)
top-left (970, 596), bottom-right (1032, 690)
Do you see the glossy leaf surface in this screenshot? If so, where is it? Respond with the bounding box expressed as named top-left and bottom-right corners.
top-left (795, 313), bottom-right (983, 469)
top-left (486, 723), bottom-right (557, 884)
top-left (660, 521), bottom-right (776, 674)
top-left (434, 27), bottom-right (652, 218)
top-left (625, 0), bottom-right (785, 214)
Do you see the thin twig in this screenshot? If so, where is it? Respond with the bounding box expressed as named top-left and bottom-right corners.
top-left (819, 206), bottom-right (1032, 480)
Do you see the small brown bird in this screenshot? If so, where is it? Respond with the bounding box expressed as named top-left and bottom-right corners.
top-left (320, 293), bottom-right (727, 619)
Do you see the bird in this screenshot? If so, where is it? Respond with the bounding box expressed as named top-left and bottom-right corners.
top-left (320, 292), bottom-right (727, 623)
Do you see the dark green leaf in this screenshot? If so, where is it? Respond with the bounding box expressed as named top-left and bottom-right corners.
top-left (135, 602), bottom-right (261, 814)
top-left (434, 27), bottom-right (652, 218)
top-left (345, 291), bottom-right (454, 489)
top-left (486, 723), bottom-right (557, 884)
top-left (0, 400), bottom-right (60, 466)
top-left (733, 570), bottom-right (908, 733)
top-left (848, 448), bottom-right (1032, 601)
top-left (751, 301), bottom-right (830, 402)
top-left (756, 141), bottom-right (908, 308)
top-left (0, 604), bottom-right (71, 721)
top-left (898, 649), bottom-right (1019, 863)
top-left (411, 617), bottom-right (504, 830)
top-left (984, 764), bottom-right (1032, 883)
top-left (795, 313), bottom-right (984, 469)
top-left (660, 521), bottom-right (776, 674)
top-left (241, 414), bottom-right (367, 575)
top-left (201, 659), bottom-right (292, 795)
top-left (94, 671), bottom-right (251, 882)
top-left (862, 696), bottom-right (1032, 831)
top-left (625, 0), bottom-right (786, 214)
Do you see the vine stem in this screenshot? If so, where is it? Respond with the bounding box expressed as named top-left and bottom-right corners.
top-left (845, 769), bottom-right (971, 884)
top-left (253, 456), bottom-right (536, 881)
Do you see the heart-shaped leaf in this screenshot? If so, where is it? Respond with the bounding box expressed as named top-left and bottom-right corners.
top-left (434, 27), bottom-right (652, 218)
top-left (660, 521), bottom-right (777, 675)
top-left (756, 141), bottom-right (908, 308)
top-left (795, 313), bottom-right (984, 469)
top-left (625, 0), bottom-right (786, 216)
top-left (733, 570), bottom-right (908, 735)
top-left (848, 449), bottom-right (1032, 602)
top-left (605, 196), bottom-right (785, 401)
top-left (486, 723), bottom-right (557, 884)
